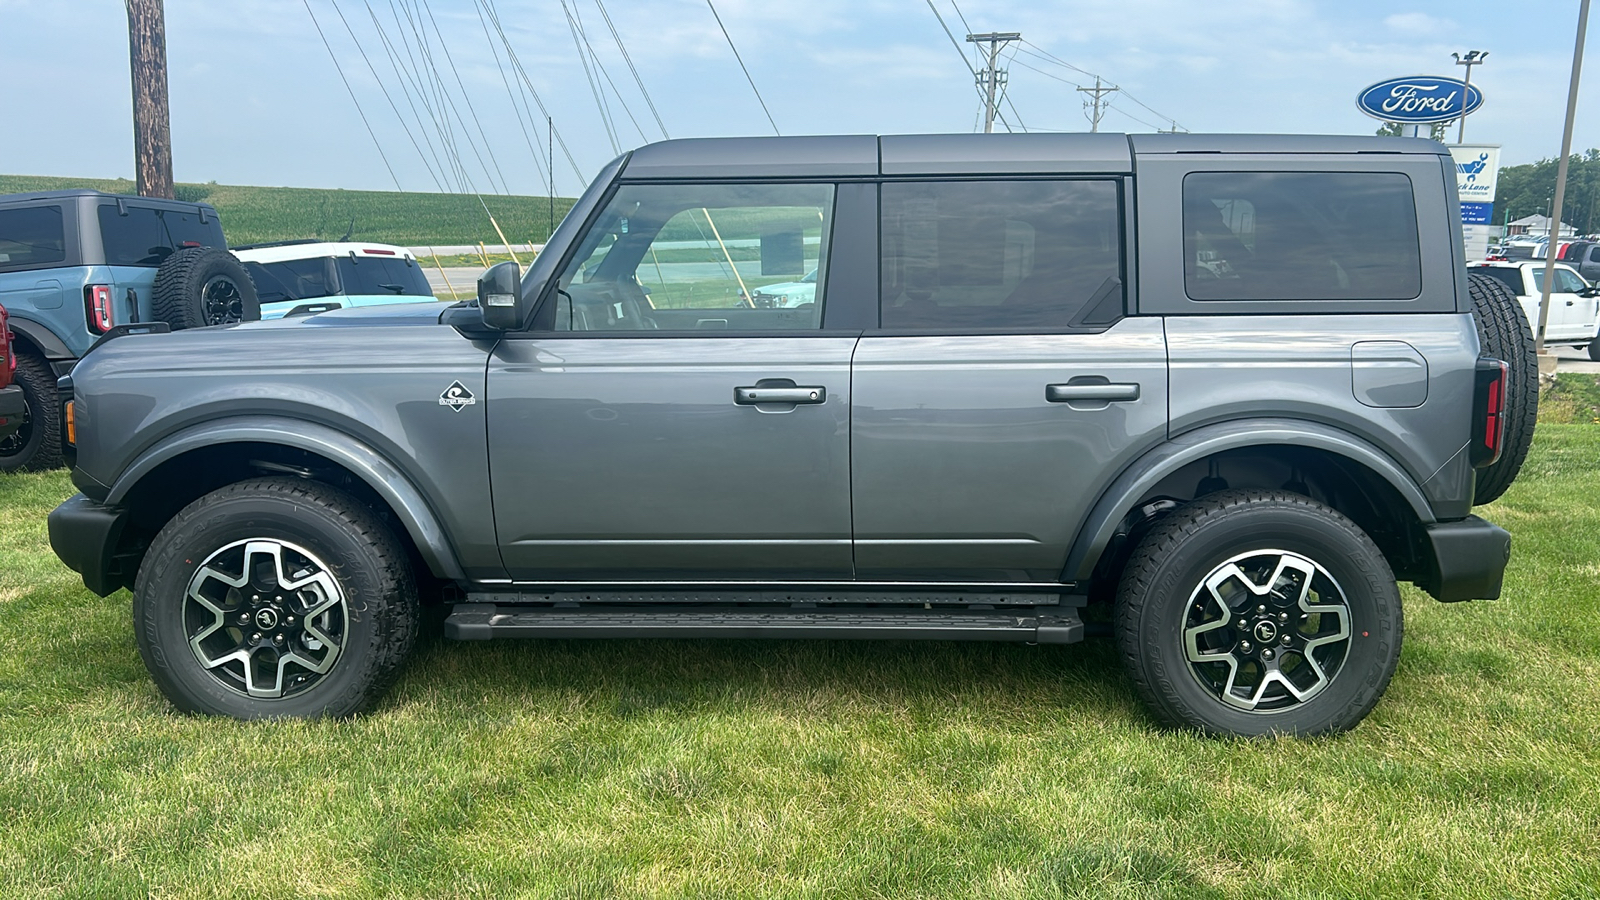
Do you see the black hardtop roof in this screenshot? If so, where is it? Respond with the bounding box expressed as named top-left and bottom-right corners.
top-left (619, 133), bottom-right (1450, 179)
top-left (0, 188), bottom-right (217, 210)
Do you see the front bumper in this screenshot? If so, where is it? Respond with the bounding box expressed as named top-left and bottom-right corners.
top-left (1419, 515), bottom-right (1512, 602)
top-left (48, 494), bottom-right (130, 597)
top-left (0, 384), bottom-right (23, 441)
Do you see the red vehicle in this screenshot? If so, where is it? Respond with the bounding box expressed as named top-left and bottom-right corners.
top-left (0, 304), bottom-right (23, 445)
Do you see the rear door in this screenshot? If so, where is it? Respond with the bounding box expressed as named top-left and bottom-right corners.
top-left (487, 181), bottom-right (867, 580)
top-left (850, 178), bottom-right (1168, 582)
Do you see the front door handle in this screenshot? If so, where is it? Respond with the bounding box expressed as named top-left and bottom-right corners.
top-left (735, 384), bottom-right (826, 405)
top-left (1046, 383), bottom-right (1140, 403)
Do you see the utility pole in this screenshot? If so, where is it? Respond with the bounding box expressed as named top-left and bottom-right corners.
top-left (1158, 119), bottom-right (1187, 134)
top-left (1078, 76), bottom-right (1119, 133)
top-left (1535, 0), bottom-right (1589, 355)
top-left (1452, 50), bottom-right (1488, 144)
top-left (126, 0), bottom-right (174, 199)
top-left (965, 32), bottom-right (1019, 133)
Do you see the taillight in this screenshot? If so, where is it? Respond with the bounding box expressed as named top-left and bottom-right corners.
top-left (85, 284), bottom-right (114, 334)
top-left (1470, 358), bottom-right (1509, 468)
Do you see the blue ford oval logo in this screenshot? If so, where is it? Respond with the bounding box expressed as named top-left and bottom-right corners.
top-left (1356, 76), bottom-right (1484, 124)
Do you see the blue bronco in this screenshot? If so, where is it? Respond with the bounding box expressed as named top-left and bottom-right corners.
top-left (0, 189), bottom-right (258, 470)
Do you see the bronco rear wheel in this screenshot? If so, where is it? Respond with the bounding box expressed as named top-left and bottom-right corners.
top-left (1115, 490), bottom-right (1402, 737)
top-left (135, 477), bottom-right (417, 718)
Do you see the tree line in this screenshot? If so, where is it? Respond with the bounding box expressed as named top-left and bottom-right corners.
top-left (1494, 150), bottom-right (1600, 234)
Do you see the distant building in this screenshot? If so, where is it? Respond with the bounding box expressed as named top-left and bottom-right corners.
top-left (1506, 214), bottom-right (1577, 237)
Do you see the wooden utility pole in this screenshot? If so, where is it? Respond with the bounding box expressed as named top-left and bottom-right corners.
top-left (126, 0), bottom-right (174, 199)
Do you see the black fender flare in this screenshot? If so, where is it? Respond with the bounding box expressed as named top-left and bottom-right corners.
top-left (6, 315), bottom-right (74, 360)
top-left (1061, 418), bottom-right (1437, 582)
top-left (104, 415), bottom-right (466, 581)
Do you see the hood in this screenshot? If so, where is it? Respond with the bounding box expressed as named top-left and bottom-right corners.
top-left (240, 300), bottom-right (456, 329)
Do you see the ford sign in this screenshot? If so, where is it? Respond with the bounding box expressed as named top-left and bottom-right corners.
top-left (1356, 76), bottom-right (1484, 124)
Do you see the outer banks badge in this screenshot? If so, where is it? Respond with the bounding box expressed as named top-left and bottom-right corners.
top-left (440, 381), bottom-right (476, 412)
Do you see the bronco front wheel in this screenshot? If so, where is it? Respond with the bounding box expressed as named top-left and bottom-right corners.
top-left (135, 477), bottom-right (418, 719)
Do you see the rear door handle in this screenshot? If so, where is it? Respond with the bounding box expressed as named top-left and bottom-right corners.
top-left (1046, 383), bottom-right (1140, 403)
top-left (735, 385), bottom-right (826, 405)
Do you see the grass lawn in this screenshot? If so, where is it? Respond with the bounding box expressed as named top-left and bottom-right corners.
top-left (2, 420), bottom-right (1599, 897)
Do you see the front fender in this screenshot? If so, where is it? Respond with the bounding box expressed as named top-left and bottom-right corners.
top-left (1061, 418), bottom-right (1437, 582)
top-left (105, 415), bottom-right (465, 581)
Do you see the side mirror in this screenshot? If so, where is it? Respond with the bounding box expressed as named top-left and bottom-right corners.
top-left (478, 260), bottom-right (524, 330)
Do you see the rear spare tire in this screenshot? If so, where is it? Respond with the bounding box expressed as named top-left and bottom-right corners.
top-left (1468, 272), bottom-right (1537, 504)
top-left (152, 246), bottom-right (260, 330)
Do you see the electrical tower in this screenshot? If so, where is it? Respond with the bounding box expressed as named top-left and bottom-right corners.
top-left (126, 0), bottom-right (174, 199)
top-left (965, 31), bottom-right (1020, 133)
top-left (1077, 76), bottom-right (1118, 134)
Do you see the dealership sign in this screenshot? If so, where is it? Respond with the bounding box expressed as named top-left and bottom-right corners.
top-left (1356, 76), bottom-right (1484, 123)
top-left (1450, 144), bottom-right (1501, 226)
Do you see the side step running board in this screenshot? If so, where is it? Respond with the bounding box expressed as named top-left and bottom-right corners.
top-left (444, 604), bottom-right (1083, 644)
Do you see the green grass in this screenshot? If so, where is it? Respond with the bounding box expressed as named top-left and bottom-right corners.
top-left (3, 424), bottom-right (1600, 897)
top-left (0, 173), bottom-right (575, 247)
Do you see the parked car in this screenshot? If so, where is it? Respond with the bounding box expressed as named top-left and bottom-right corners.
top-left (0, 304), bottom-right (21, 445)
top-left (750, 269), bottom-right (817, 308)
top-left (1557, 240), bottom-right (1600, 282)
top-left (0, 190), bottom-right (258, 470)
top-left (50, 133), bottom-right (1528, 737)
top-left (232, 240), bottom-right (436, 319)
top-left (1468, 259), bottom-right (1600, 358)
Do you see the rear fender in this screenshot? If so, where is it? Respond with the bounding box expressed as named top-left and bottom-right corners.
top-left (1062, 418), bottom-right (1437, 582)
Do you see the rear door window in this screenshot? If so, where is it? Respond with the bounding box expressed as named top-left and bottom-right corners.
top-left (1183, 172), bottom-right (1422, 301)
top-left (879, 180), bottom-right (1124, 331)
top-left (97, 203), bottom-right (226, 266)
top-left (0, 205), bottom-right (67, 272)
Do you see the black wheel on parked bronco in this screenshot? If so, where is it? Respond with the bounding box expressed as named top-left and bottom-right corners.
top-left (134, 477), bottom-right (418, 718)
top-left (151, 246), bottom-right (260, 330)
top-left (1115, 490), bottom-right (1402, 737)
top-left (0, 350), bottom-right (62, 472)
top-left (1468, 272), bottom-right (1537, 504)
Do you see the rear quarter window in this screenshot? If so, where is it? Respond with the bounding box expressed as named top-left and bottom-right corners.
top-left (0, 205), bottom-right (67, 272)
top-left (1183, 172), bottom-right (1422, 302)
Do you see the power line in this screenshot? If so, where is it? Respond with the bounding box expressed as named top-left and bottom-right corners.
top-left (365, 0), bottom-right (459, 192)
top-left (419, 0), bottom-right (512, 195)
top-left (593, 0), bottom-right (669, 140)
top-left (472, 0), bottom-right (549, 195)
top-left (569, 0), bottom-right (650, 144)
top-left (480, 0), bottom-right (586, 188)
top-left (303, 0), bottom-right (403, 191)
top-left (1017, 40), bottom-right (1185, 132)
top-left (328, 0), bottom-right (446, 193)
top-left (705, 0), bottom-right (779, 135)
top-left (561, 0), bottom-right (619, 153)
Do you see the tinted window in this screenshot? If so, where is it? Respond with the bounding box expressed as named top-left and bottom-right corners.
top-left (1533, 267), bottom-right (1589, 294)
top-left (336, 256), bottom-right (433, 297)
top-left (553, 183), bottom-right (833, 332)
top-left (880, 180), bottom-right (1123, 331)
top-left (1183, 172), bottom-right (1421, 301)
top-left (1474, 267), bottom-right (1523, 296)
top-left (244, 259), bottom-right (334, 303)
top-left (0, 205), bottom-right (67, 271)
top-left (98, 203), bottom-right (226, 266)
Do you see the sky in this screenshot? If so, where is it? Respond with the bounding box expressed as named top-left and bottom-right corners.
top-left (1, 0), bottom-right (1597, 196)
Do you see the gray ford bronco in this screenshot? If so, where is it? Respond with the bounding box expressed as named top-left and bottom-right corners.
top-left (48, 134), bottom-right (1533, 736)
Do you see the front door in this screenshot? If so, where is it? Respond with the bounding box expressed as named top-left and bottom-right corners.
top-left (488, 181), bottom-right (858, 580)
top-left (850, 179), bottom-right (1168, 582)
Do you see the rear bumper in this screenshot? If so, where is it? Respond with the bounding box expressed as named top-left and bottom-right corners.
top-left (1419, 515), bottom-right (1511, 602)
top-left (0, 385), bottom-right (22, 441)
top-left (47, 494), bottom-right (130, 597)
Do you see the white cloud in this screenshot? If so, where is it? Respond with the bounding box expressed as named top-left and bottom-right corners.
top-left (1384, 12), bottom-right (1452, 35)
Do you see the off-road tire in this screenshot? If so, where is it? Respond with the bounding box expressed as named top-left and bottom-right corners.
top-left (151, 246), bottom-right (260, 330)
top-left (1114, 490), bottom-right (1402, 737)
top-left (0, 350), bottom-right (62, 472)
top-left (134, 477), bottom-right (418, 719)
top-left (1468, 272), bottom-right (1537, 504)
